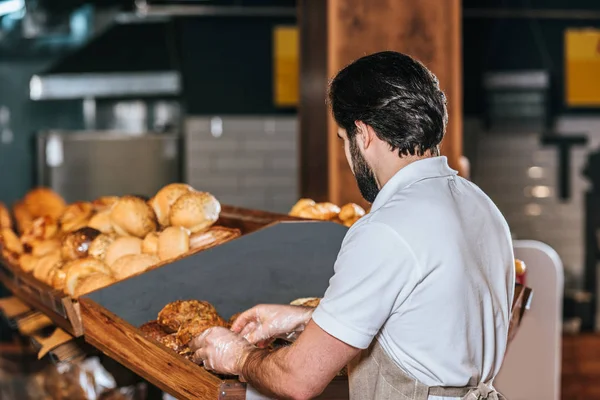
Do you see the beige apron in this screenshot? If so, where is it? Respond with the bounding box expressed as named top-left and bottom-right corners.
top-left (348, 341), bottom-right (505, 400)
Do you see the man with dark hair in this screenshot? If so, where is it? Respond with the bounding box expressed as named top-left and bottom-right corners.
top-left (190, 51), bottom-right (514, 400)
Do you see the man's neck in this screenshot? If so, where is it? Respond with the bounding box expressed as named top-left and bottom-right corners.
top-left (375, 152), bottom-right (436, 189)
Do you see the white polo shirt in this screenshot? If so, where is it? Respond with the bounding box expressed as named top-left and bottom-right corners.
top-left (312, 156), bottom-right (515, 397)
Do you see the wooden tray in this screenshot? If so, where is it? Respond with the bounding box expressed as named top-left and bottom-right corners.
top-left (0, 205), bottom-right (297, 337)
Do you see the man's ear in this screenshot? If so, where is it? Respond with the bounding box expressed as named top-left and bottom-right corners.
top-left (355, 121), bottom-right (375, 149)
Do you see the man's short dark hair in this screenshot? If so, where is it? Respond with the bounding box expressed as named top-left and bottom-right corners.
top-left (328, 51), bottom-right (448, 157)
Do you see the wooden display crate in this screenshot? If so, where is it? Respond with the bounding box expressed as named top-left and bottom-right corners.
top-left (79, 220), bottom-right (349, 399)
top-left (0, 206), bottom-right (297, 337)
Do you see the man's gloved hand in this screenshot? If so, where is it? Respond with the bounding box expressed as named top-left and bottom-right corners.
top-left (189, 327), bottom-right (253, 376)
top-left (230, 304), bottom-right (314, 345)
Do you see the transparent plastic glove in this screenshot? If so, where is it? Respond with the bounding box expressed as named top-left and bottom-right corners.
top-left (189, 327), bottom-right (253, 376)
top-left (230, 304), bottom-right (314, 345)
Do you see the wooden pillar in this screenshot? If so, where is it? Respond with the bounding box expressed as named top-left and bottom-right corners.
top-left (299, 0), bottom-right (463, 206)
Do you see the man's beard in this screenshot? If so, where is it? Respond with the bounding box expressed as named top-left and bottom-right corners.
top-left (349, 138), bottom-right (379, 203)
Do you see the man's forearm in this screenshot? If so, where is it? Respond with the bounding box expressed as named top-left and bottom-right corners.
top-left (241, 347), bottom-right (312, 400)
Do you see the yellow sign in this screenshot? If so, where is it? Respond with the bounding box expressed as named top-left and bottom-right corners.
top-left (273, 25), bottom-right (299, 107)
top-left (565, 28), bottom-right (600, 107)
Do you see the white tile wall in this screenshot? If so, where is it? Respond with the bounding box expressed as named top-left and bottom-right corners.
top-left (467, 116), bottom-right (600, 289)
top-left (184, 116), bottom-right (299, 214)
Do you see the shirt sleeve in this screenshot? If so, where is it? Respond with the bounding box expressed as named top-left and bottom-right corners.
top-left (312, 220), bottom-right (421, 349)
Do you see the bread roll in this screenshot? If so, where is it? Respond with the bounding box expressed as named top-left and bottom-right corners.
top-left (169, 192), bottom-right (220, 233)
top-left (150, 183), bottom-right (195, 227)
top-left (109, 253), bottom-right (159, 280)
top-left (0, 228), bottom-right (23, 254)
top-left (339, 203), bottom-right (366, 222)
top-left (110, 196), bottom-right (158, 238)
top-left (88, 233), bottom-right (117, 261)
top-left (158, 226), bottom-right (190, 261)
top-left (296, 202), bottom-right (340, 221)
top-left (91, 196), bottom-right (119, 212)
top-left (13, 201), bottom-right (33, 234)
top-left (19, 253), bottom-right (38, 272)
top-left (157, 300), bottom-right (219, 333)
top-left (20, 216), bottom-right (59, 249)
top-left (61, 227), bottom-right (101, 261)
top-left (104, 236), bottom-right (142, 266)
top-left (23, 187), bottom-right (66, 220)
top-left (59, 202), bottom-right (94, 232)
top-left (289, 198), bottom-right (316, 216)
top-left (32, 251), bottom-right (62, 284)
top-left (0, 202), bottom-right (11, 230)
top-left (64, 257), bottom-right (111, 296)
top-left (87, 210), bottom-right (114, 234)
top-left (176, 315), bottom-right (228, 346)
top-left (73, 272), bottom-right (115, 298)
top-left (30, 239), bottom-right (61, 257)
top-left (142, 232), bottom-right (159, 255)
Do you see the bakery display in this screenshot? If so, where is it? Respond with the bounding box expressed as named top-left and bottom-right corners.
top-left (289, 198), bottom-right (366, 227)
top-left (0, 184), bottom-right (241, 298)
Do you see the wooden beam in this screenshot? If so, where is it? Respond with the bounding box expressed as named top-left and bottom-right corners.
top-left (299, 0), bottom-right (463, 206)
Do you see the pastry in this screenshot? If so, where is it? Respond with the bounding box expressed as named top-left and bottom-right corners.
top-left (23, 187), bottom-right (66, 220)
top-left (0, 228), bottom-right (23, 254)
top-left (169, 192), bottom-right (221, 233)
top-left (30, 238), bottom-right (61, 257)
top-left (290, 297), bottom-right (321, 308)
top-left (73, 272), bottom-right (115, 297)
top-left (109, 253), bottom-right (159, 280)
top-left (289, 198), bottom-right (316, 216)
top-left (157, 300), bottom-right (219, 333)
top-left (32, 252), bottom-right (62, 284)
top-left (139, 321), bottom-right (191, 357)
top-left (59, 202), bottom-right (94, 232)
top-left (142, 232), bottom-right (159, 255)
top-left (19, 253), bottom-right (38, 272)
top-left (91, 196), bottom-right (119, 212)
top-left (20, 216), bottom-right (59, 249)
top-left (296, 202), bottom-right (341, 221)
top-left (64, 257), bottom-right (111, 296)
top-left (87, 210), bottom-right (114, 234)
top-left (0, 202), bottom-right (11, 230)
top-left (189, 227), bottom-right (241, 251)
top-left (149, 183), bottom-right (195, 227)
top-left (158, 226), bottom-right (190, 261)
top-left (88, 233), bottom-right (117, 261)
top-left (12, 201), bottom-right (33, 234)
top-left (176, 314), bottom-right (228, 346)
top-left (104, 236), bottom-right (142, 266)
top-left (110, 196), bottom-right (158, 238)
top-left (343, 216), bottom-right (361, 227)
top-left (61, 227), bottom-right (101, 261)
top-left (339, 203), bottom-right (366, 222)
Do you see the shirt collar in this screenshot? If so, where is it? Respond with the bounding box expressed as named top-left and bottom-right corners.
top-left (370, 156), bottom-right (457, 212)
